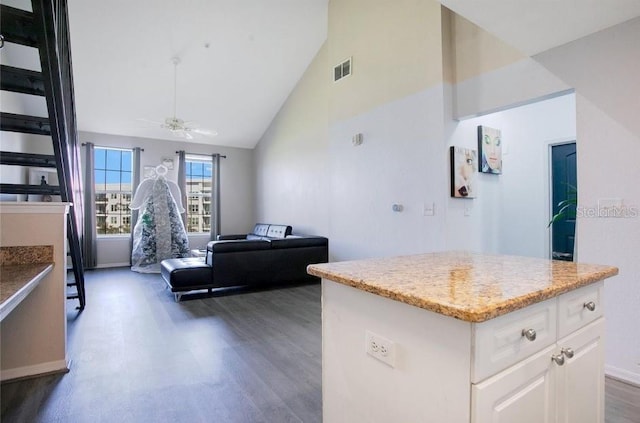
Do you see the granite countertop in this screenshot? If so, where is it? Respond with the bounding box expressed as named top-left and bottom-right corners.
top-left (307, 252), bottom-right (619, 322)
top-left (0, 245), bottom-right (54, 321)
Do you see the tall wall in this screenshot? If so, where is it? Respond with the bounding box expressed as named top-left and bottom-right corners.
top-left (256, 0), bottom-right (450, 260)
top-left (535, 18), bottom-right (640, 385)
top-left (254, 43), bottom-right (330, 237)
top-left (79, 132), bottom-right (255, 267)
top-left (326, 0), bottom-right (449, 260)
top-left (253, 3), bottom-right (639, 383)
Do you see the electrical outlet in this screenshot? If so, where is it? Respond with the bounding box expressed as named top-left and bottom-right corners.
top-left (366, 330), bottom-right (396, 367)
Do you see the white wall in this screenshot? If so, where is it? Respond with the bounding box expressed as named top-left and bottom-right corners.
top-left (253, 4), bottom-right (638, 384)
top-left (79, 131), bottom-right (255, 267)
top-left (446, 93), bottom-right (577, 259)
top-left (254, 43), bottom-right (330, 237)
top-left (328, 87), bottom-right (448, 260)
top-left (535, 18), bottom-right (640, 384)
top-left (0, 37), bottom-right (47, 201)
top-left (256, 0), bottom-right (449, 261)
top-left (255, 2), bottom-right (576, 263)
top-left (449, 12), bottom-right (570, 119)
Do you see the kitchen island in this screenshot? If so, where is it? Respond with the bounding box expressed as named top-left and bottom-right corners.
top-left (307, 252), bottom-right (618, 423)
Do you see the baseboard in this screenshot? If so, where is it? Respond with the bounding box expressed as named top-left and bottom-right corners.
top-left (95, 262), bottom-right (130, 269)
top-left (605, 365), bottom-right (640, 387)
top-left (0, 359), bottom-right (69, 383)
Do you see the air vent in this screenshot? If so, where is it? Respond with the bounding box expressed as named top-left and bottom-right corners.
top-left (334, 57), bottom-right (352, 82)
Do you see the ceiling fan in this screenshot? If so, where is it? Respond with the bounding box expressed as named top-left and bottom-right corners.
top-left (140, 57), bottom-right (217, 140)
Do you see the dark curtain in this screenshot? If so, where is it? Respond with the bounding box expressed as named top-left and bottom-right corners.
top-left (210, 154), bottom-right (221, 240)
top-left (129, 147), bottom-right (142, 265)
top-left (177, 150), bottom-right (188, 228)
top-left (82, 142), bottom-right (97, 268)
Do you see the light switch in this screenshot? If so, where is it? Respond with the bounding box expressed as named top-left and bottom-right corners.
top-left (423, 202), bottom-right (435, 216)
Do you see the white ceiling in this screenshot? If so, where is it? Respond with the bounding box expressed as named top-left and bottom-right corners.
top-left (439, 0), bottom-right (640, 56)
top-left (65, 0), bottom-right (640, 150)
top-left (67, 0), bottom-right (328, 149)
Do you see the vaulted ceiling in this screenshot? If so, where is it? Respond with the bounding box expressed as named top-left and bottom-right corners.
top-left (64, 0), bottom-right (640, 149)
top-left (438, 0), bottom-right (640, 56)
top-left (67, 0), bottom-right (328, 148)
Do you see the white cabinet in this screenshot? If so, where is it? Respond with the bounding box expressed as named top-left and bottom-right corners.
top-left (473, 345), bottom-right (557, 423)
top-left (472, 284), bottom-right (604, 423)
top-left (321, 279), bottom-right (607, 423)
top-left (556, 319), bottom-right (605, 423)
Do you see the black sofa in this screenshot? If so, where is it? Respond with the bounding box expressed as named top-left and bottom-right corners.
top-left (161, 224), bottom-right (328, 300)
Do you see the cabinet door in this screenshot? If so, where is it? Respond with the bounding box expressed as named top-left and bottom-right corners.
top-left (472, 345), bottom-right (556, 423)
top-left (556, 318), bottom-right (605, 423)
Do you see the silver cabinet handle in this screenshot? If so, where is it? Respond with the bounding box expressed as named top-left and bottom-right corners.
top-left (561, 347), bottom-right (575, 359)
top-left (552, 353), bottom-right (565, 366)
top-left (584, 301), bottom-right (596, 311)
top-left (522, 328), bottom-right (537, 342)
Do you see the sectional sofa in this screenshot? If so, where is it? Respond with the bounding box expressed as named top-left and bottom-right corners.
top-left (160, 224), bottom-right (329, 300)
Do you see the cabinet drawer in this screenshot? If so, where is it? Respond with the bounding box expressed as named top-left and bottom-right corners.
top-left (472, 298), bottom-right (557, 383)
top-left (558, 282), bottom-right (603, 338)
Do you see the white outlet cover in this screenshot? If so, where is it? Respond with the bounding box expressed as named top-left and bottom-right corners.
top-left (366, 330), bottom-right (396, 368)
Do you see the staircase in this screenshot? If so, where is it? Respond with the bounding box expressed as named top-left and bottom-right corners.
top-left (1, 0), bottom-right (86, 310)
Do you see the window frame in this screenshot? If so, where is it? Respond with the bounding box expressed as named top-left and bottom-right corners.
top-left (184, 154), bottom-right (213, 234)
top-left (94, 146), bottom-right (133, 237)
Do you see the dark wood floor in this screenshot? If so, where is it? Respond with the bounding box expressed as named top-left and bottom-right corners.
top-left (606, 377), bottom-right (640, 423)
top-left (1, 268), bottom-right (639, 422)
top-left (1, 268), bottom-right (322, 423)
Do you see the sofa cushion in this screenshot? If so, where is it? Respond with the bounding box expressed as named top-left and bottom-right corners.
top-left (266, 224), bottom-right (292, 239)
top-left (246, 234), bottom-right (270, 241)
top-left (252, 224), bottom-right (270, 237)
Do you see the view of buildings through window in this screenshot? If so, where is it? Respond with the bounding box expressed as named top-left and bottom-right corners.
top-left (185, 157), bottom-right (213, 233)
top-left (94, 149), bottom-right (212, 235)
top-left (95, 147), bottom-right (132, 235)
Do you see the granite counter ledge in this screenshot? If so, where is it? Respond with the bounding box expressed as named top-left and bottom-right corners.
top-left (0, 245), bottom-right (55, 322)
top-left (307, 251), bottom-right (619, 322)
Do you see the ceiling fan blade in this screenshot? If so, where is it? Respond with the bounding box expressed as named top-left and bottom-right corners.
top-left (168, 129), bottom-right (193, 140)
top-left (191, 128), bottom-right (218, 137)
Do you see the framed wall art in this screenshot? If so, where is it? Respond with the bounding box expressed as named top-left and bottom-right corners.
top-left (161, 157), bottom-right (174, 170)
top-left (143, 166), bottom-right (156, 179)
top-left (478, 125), bottom-right (502, 174)
top-left (450, 146), bottom-right (477, 198)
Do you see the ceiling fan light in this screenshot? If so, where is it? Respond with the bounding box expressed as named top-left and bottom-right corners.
top-left (163, 117), bottom-right (185, 131)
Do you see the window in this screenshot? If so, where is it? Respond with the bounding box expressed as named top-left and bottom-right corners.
top-left (94, 147), bottom-right (132, 235)
top-left (185, 156), bottom-right (212, 233)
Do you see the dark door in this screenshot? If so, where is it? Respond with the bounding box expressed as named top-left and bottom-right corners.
top-left (551, 143), bottom-right (577, 261)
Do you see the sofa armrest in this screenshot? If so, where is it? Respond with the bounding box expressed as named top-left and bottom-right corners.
top-left (207, 239), bottom-right (271, 253)
top-left (270, 236), bottom-right (328, 249)
top-left (217, 234), bottom-right (247, 241)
